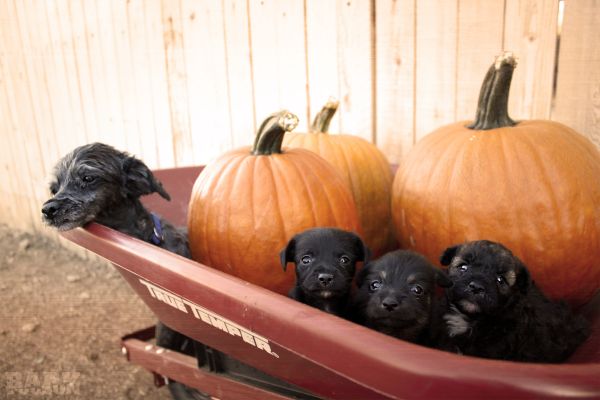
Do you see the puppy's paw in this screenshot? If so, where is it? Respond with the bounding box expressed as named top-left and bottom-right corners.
top-left (444, 305), bottom-right (471, 337)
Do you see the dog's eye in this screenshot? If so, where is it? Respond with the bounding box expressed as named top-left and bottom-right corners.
top-left (339, 256), bottom-right (350, 264)
top-left (411, 285), bottom-right (424, 295)
top-left (496, 275), bottom-right (506, 285)
top-left (301, 255), bottom-right (312, 265)
top-left (50, 183), bottom-right (58, 195)
top-left (82, 175), bottom-right (95, 183)
top-left (369, 280), bottom-right (382, 291)
top-left (458, 264), bottom-right (469, 272)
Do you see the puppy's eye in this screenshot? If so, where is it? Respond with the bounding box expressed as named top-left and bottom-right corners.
top-left (496, 275), bottom-right (507, 285)
top-left (82, 175), bottom-right (95, 183)
top-left (339, 256), bottom-right (350, 264)
top-left (369, 280), bottom-right (382, 291)
top-left (50, 183), bottom-right (58, 195)
top-left (458, 264), bottom-right (469, 272)
top-left (301, 255), bottom-right (312, 265)
top-left (411, 285), bottom-right (424, 295)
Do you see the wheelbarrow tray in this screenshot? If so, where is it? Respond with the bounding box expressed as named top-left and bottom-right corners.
top-left (61, 166), bottom-right (600, 399)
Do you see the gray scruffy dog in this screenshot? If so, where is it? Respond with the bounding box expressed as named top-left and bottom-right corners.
top-left (42, 143), bottom-right (191, 355)
top-left (433, 240), bottom-right (590, 363)
top-left (42, 142), bottom-right (189, 257)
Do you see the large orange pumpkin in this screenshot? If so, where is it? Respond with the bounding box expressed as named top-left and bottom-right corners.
top-left (188, 111), bottom-right (362, 294)
top-left (283, 100), bottom-right (395, 256)
top-left (392, 52), bottom-right (600, 306)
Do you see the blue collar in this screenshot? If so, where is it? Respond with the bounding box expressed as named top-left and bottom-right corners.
top-left (150, 213), bottom-right (164, 245)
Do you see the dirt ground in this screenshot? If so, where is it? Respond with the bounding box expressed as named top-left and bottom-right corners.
top-left (0, 223), bottom-right (172, 400)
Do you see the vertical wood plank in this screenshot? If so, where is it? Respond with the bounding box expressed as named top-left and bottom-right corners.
top-left (552, 0), bottom-right (600, 148)
top-left (455, 0), bottom-right (505, 121)
top-left (305, 0), bottom-right (341, 134)
top-left (140, 1), bottom-right (175, 168)
top-left (0, 41), bottom-right (25, 227)
top-left (52, 0), bottom-right (92, 150)
top-left (65, 0), bottom-right (101, 146)
top-left (414, 0), bottom-right (458, 140)
top-left (161, 0), bottom-right (194, 166)
top-left (125, 0), bottom-right (155, 164)
top-left (248, 0), bottom-right (308, 131)
top-left (375, 0), bottom-right (416, 163)
top-left (336, 0), bottom-right (373, 141)
top-left (1, 0), bottom-right (48, 230)
top-left (180, 0), bottom-right (233, 164)
top-left (222, 0), bottom-right (256, 148)
top-left (504, 0), bottom-right (558, 120)
top-left (80, 0), bottom-right (121, 151)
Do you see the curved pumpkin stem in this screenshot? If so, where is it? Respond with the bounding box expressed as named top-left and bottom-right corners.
top-left (468, 52), bottom-right (518, 130)
top-left (252, 110), bottom-right (299, 155)
top-left (310, 98), bottom-right (339, 133)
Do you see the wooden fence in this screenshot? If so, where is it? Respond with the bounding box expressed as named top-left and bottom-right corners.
top-left (0, 0), bottom-right (598, 236)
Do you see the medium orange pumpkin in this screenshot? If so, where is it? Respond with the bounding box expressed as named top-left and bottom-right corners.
top-left (283, 100), bottom-right (395, 256)
top-left (392, 53), bottom-right (600, 306)
top-left (188, 111), bottom-right (362, 294)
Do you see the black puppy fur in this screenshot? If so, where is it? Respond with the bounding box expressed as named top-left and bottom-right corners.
top-left (42, 142), bottom-right (190, 258)
top-left (352, 250), bottom-right (452, 343)
top-left (42, 143), bottom-right (191, 354)
top-left (433, 240), bottom-right (590, 363)
top-left (280, 227), bottom-right (369, 317)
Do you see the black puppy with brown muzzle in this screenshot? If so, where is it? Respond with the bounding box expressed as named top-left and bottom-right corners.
top-left (280, 227), bottom-right (369, 317)
top-left (352, 250), bottom-right (452, 343)
top-left (434, 240), bottom-right (590, 362)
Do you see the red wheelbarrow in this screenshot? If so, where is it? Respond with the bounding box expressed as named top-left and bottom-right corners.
top-left (61, 166), bottom-right (600, 399)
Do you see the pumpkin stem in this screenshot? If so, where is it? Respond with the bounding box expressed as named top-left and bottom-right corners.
top-left (252, 110), bottom-right (299, 155)
top-left (468, 52), bottom-right (518, 130)
top-left (310, 98), bottom-right (339, 133)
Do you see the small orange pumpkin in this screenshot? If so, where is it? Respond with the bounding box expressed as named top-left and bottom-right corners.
top-left (188, 111), bottom-right (362, 294)
top-left (283, 100), bottom-right (395, 256)
top-left (392, 53), bottom-right (600, 306)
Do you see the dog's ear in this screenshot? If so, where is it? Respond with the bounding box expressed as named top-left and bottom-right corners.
top-left (351, 233), bottom-right (371, 264)
top-left (279, 238), bottom-right (295, 272)
top-left (355, 263), bottom-right (371, 288)
top-left (434, 268), bottom-right (453, 288)
top-left (440, 244), bottom-right (460, 266)
top-left (122, 156), bottom-right (171, 200)
top-left (515, 262), bottom-right (531, 294)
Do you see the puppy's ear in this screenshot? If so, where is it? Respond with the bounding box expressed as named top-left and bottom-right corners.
top-left (279, 238), bottom-right (295, 272)
top-left (515, 262), bottom-right (531, 294)
top-left (434, 268), bottom-right (453, 288)
top-left (440, 244), bottom-right (460, 266)
top-left (355, 263), bottom-right (371, 288)
top-left (351, 233), bottom-right (371, 264)
top-left (122, 156), bottom-right (171, 200)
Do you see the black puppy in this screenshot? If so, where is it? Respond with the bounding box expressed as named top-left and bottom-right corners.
top-left (42, 142), bottom-right (189, 257)
top-left (352, 250), bottom-right (452, 343)
top-left (280, 227), bottom-right (369, 316)
top-left (434, 240), bottom-right (590, 362)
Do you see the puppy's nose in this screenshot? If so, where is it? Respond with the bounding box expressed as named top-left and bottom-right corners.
top-left (468, 281), bottom-right (485, 294)
top-left (382, 297), bottom-right (399, 311)
top-left (42, 201), bottom-right (59, 219)
top-left (317, 273), bottom-right (334, 287)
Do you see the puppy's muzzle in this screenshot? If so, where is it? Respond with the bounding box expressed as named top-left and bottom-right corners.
top-left (317, 273), bottom-right (334, 288)
top-left (467, 280), bottom-right (486, 296)
top-left (381, 296), bottom-right (399, 311)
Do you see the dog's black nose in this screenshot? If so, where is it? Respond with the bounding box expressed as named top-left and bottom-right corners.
top-left (382, 297), bottom-right (399, 311)
top-left (317, 273), bottom-right (334, 287)
top-left (468, 281), bottom-right (485, 294)
top-left (42, 201), bottom-right (58, 219)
